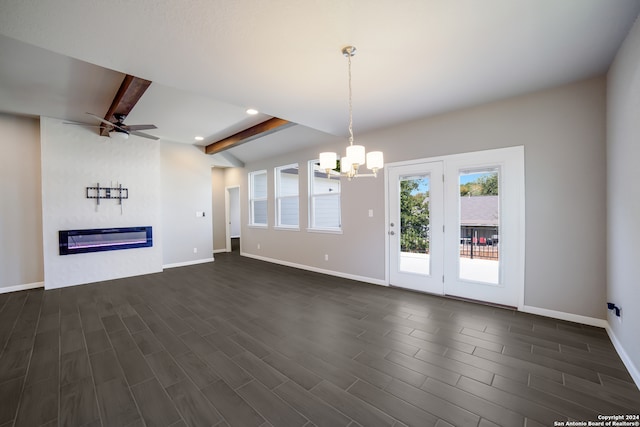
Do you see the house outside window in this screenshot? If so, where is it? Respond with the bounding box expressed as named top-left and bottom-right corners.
top-left (249, 170), bottom-right (267, 226)
top-left (308, 160), bottom-right (341, 232)
top-left (275, 164), bottom-right (299, 229)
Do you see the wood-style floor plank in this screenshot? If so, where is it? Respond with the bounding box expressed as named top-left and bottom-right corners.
top-left (273, 380), bottom-right (352, 427)
top-left (0, 250), bottom-right (638, 427)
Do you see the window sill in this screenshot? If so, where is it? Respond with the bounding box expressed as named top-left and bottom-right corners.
top-left (248, 224), bottom-right (268, 229)
top-left (306, 228), bottom-right (343, 235)
top-left (273, 226), bottom-right (300, 232)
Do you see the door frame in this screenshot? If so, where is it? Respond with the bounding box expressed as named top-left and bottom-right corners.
top-left (385, 146), bottom-right (525, 309)
top-left (225, 185), bottom-right (240, 253)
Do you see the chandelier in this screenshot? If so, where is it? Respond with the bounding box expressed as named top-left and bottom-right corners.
top-left (319, 46), bottom-right (383, 180)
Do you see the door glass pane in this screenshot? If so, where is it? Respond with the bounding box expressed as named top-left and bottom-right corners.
top-left (458, 168), bottom-right (500, 284)
top-left (399, 174), bottom-right (431, 275)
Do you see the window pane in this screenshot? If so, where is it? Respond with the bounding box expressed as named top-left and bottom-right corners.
top-left (312, 173), bottom-right (340, 194)
top-left (249, 170), bottom-right (268, 226)
top-left (313, 195), bottom-right (341, 228)
top-left (279, 167), bottom-right (299, 197)
top-left (279, 197), bottom-right (299, 226)
top-left (458, 168), bottom-right (499, 284)
top-left (253, 172), bottom-right (267, 199)
top-left (276, 164), bottom-right (299, 227)
top-left (253, 200), bottom-right (267, 225)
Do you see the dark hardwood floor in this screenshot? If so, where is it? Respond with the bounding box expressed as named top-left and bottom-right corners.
top-left (0, 251), bottom-right (638, 427)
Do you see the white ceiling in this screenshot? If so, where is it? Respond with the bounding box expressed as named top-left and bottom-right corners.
top-left (1, 0), bottom-right (639, 165)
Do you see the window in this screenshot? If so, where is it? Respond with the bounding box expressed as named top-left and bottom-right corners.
top-left (308, 160), bottom-right (341, 231)
top-left (275, 164), bottom-right (299, 228)
top-left (249, 170), bottom-right (267, 226)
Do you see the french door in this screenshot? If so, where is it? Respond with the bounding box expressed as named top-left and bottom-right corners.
top-left (388, 161), bottom-right (444, 294)
top-left (387, 147), bottom-right (524, 308)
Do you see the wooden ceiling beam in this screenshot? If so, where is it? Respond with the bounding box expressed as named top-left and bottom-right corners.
top-left (205, 117), bottom-right (292, 155)
top-left (100, 74), bottom-right (152, 136)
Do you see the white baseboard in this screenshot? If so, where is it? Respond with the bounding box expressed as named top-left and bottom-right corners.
top-left (0, 281), bottom-right (45, 294)
top-left (522, 305), bottom-right (639, 390)
top-left (163, 257), bottom-right (214, 269)
top-left (520, 305), bottom-right (608, 328)
top-left (213, 249), bottom-right (227, 254)
top-left (606, 325), bottom-right (640, 390)
top-left (240, 252), bottom-right (387, 287)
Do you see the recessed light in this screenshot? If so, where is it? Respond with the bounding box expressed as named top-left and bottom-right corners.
top-left (246, 108), bottom-right (259, 115)
top-left (194, 136), bottom-right (204, 141)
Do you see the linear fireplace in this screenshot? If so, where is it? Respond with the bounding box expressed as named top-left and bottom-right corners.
top-left (59, 226), bottom-right (152, 255)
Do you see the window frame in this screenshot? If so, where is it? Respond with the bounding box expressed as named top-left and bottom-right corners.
top-left (307, 159), bottom-right (342, 234)
top-left (274, 163), bottom-right (300, 230)
top-left (248, 169), bottom-right (268, 227)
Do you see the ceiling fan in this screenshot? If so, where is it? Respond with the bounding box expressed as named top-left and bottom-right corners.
top-left (65, 112), bottom-right (159, 140)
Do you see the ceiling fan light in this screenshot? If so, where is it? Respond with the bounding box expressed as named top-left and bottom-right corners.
top-left (110, 129), bottom-right (129, 140)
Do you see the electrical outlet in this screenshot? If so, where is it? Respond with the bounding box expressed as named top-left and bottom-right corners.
top-left (257, 243), bottom-right (261, 250)
top-left (324, 254), bottom-right (329, 261)
top-left (193, 248), bottom-right (197, 254)
top-left (368, 209), bottom-right (373, 217)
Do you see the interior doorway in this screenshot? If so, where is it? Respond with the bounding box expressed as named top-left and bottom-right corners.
top-left (225, 186), bottom-right (240, 252)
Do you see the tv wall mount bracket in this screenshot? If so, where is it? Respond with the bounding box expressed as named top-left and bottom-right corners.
top-left (86, 183), bottom-right (128, 206)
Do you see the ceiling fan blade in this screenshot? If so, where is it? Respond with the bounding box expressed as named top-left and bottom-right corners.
top-left (129, 130), bottom-right (159, 140)
top-left (124, 124), bottom-right (157, 131)
top-left (64, 121), bottom-right (105, 128)
top-left (85, 112), bottom-right (116, 128)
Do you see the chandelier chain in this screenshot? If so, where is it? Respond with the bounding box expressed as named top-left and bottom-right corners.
top-left (347, 48), bottom-right (354, 146)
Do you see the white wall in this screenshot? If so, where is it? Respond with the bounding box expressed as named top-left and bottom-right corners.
top-left (0, 114), bottom-right (43, 290)
top-left (40, 117), bottom-right (163, 289)
top-left (364, 77), bottom-right (607, 320)
top-left (240, 76), bottom-right (607, 320)
top-left (606, 15), bottom-right (640, 384)
top-left (161, 141), bottom-right (214, 267)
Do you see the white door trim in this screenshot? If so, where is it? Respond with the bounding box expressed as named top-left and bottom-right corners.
top-left (225, 185), bottom-right (240, 253)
